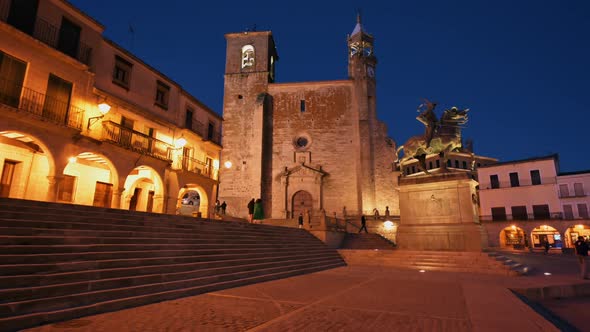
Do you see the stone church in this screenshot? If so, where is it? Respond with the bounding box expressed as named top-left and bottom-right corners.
top-left (218, 16), bottom-right (399, 219)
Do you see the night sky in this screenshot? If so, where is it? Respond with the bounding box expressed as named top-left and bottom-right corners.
top-left (70, 0), bottom-right (590, 172)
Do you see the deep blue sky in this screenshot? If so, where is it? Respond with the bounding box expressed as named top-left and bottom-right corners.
top-left (70, 0), bottom-right (590, 172)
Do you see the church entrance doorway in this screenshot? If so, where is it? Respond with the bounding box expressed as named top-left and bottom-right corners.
top-left (292, 190), bottom-right (312, 219)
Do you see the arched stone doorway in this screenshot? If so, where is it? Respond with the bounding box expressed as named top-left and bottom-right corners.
top-left (564, 224), bottom-right (590, 248)
top-left (0, 130), bottom-right (55, 201)
top-left (62, 152), bottom-right (118, 207)
top-left (122, 166), bottom-right (164, 213)
top-left (531, 225), bottom-right (562, 250)
top-left (176, 185), bottom-right (209, 217)
top-left (499, 225), bottom-right (527, 249)
top-left (292, 190), bottom-right (312, 219)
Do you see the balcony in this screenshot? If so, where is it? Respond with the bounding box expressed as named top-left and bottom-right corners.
top-left (0, 3), bottom-right (92, 65)
top-left (558, 192), bottom-right (587, 199)
top-left (185, 119), bottom-right (222, 146)
top-left (484, 177), bottom-right (557, 189)
top-left (0, 78), bottom-right (84, 130)
top-left (480, 212), bottom-right (564, 222)
top-left (102, 121), bottom-right (172, 161)
top-left (204, 130), bottom-right (222, 146)
top-left (186, 119), bottom-right (204, 137)
top-left (181, 156), bottom-right (218, 180)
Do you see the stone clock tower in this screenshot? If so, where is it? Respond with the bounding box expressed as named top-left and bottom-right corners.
top-left (218, 31), bottom-right (278, 217)
top-left (348, 14), bottom-right (380, 212)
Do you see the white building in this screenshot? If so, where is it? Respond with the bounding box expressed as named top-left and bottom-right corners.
top-left (478, 154), bottom-right (590, 250)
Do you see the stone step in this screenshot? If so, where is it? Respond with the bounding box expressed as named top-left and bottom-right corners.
top-left (0, 245), bottom-right (334, 264)
top-left (0, 215), bottom-right (304, 236)
top-left (0, 242), bottom-right (327, 255)
top-left (0, 249), bottom-right (340, 276)
top-left (0, 198), bottom-right (347, 331)
top-left (0, 256), bottom-right (342, 303)
top-left (0, 235), bottom-right (320, 246)
top-left (0, 225), bottom-right (314, 243)
top-left (0, 259), bottom-right (345, 319)
top-left (0, 252), bottom-right (338, 288)
top-left (0, 262), bottom-right (345, 332)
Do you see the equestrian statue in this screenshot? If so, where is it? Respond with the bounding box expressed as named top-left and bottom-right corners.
top-left (396, 99), bottom-right (469, 175)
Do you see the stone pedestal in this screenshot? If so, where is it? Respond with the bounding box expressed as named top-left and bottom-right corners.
top-left (397, 172), bottom-right (488, 251)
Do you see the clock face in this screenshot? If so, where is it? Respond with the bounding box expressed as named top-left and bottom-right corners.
top-left (367, 66), bottom-right (375, 78)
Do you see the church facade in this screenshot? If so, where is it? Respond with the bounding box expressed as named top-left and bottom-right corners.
top-left (218, 17), bottom-right (399, 219)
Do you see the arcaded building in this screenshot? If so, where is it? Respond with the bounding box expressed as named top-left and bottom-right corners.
top-left (0, 0), bottom-right (222, 216)
top-left (218, 17), bottom-right (399, 219)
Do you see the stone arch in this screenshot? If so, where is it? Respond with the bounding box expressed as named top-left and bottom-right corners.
top-left (176, 184), bottom-right (209, 217)
top-left (498, 225), bottom-right (526, 249)
top-left (62, 152), bottom-right (119, 207)
top-left (122, 165), bottom-right (165, 213)
top-left (563, 223), bottom-right (590, 248)
top-left (530, 224), bottom-right (562, 250)
top-left (292, 190), bottom-right (313, 219)
top-left (0, 130), bottom-right (56, 201)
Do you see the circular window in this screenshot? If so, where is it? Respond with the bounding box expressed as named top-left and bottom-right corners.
top-left (296, 137), bottom-right (308, 148)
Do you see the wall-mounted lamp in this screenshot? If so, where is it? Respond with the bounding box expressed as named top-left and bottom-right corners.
top-left (174, 136), bottom-right (187, 149)
top-left (224, 161), bottom-right (232, 169)
top-left (88, 97), bottom-right (111, 129)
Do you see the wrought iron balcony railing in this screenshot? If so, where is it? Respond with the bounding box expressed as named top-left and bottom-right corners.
top-left (0, 2), bottom-right (92, 65)
top-left (480, 212), bottom-right (564, 222)
top-left (481, 177), bottom-right (557, 189)
top-left (204, 130), bottom-right (222, 146)
top-left (186, 119), bottom-right (204, 136)
top-left (102, 121), bottom-right (173, 161)
top-left (181, 155), bottom-right (218, 180)
top-left (0, 78), bottom-right (84, 130)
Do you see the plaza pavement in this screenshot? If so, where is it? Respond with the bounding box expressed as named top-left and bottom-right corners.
top-left (21, 251), bottom-right (590, 332)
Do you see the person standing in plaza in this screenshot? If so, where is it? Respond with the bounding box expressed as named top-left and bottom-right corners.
top-left (574, 236), bottom-right (589, 279)
top-left (543, 239), bottom-right (550, 254)
top-left (247, 198), bottom-right (255, 223)
top-left (358, 215), bottom-right (368, 233)
top-left (253, 198), bottom-right (263, 224)
top-left (298, 212), bottom-right (304, 229)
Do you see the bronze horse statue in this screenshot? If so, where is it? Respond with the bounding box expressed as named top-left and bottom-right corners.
top-left (396, 100), bottom-right (469, 174)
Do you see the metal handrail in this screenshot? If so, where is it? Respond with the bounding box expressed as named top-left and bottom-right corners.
top-left (0, 4), bottom-right (92, 65)
top-left (0, 77), bottom-right (83, 130)
top-left (181, 155), bottom-right (218, 180)
top-left (481, 177), bottom-right (557, 189)
top-left (480, 212), bottom-right (564, 222)
top-left (102, 121), bottom-right (172, 161)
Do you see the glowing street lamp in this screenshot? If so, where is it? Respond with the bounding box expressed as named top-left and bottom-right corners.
top-left (174, 137), bottom-right (187, 149)
top-left (224, 161), bottom-right (232, 169)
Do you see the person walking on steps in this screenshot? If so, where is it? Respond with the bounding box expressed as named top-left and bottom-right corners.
top-left (298, 212), bottom-right (304, 229)
top-left (358, 215), bottom-right (368, 233)
top-left (574, 236), bottom-right (589, 280)
top-left (220, 201), bottom-right (227, 215)
top-left (253, 198), bottom-right (263, 224)
top-left (247, 198), bottom-right (255, 223)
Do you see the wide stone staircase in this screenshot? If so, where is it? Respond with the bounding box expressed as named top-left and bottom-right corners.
top-left (0, 198), bottom-right (346, 332)
top-left (339, 233), bottom-right (396, 250)
top-left (338, 249), bottom-right (528, 276)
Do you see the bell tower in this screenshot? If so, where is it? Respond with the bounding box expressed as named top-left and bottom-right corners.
top-left (348, 14), bottom-right (377, 81)
top-left (218, 31), bottom-right (279, 218)
top-left (348, 14), bottom-right (379, 214)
